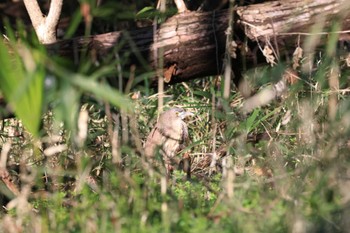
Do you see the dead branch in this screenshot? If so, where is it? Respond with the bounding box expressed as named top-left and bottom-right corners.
top-left (0, 167), bottom-right (19, 198)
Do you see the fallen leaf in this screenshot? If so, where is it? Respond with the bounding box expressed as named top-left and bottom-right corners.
top-left (164, 64), bottom-right (177, 83)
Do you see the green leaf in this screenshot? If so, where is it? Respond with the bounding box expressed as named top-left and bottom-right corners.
top-left (49, 63), bottom-right (133, 113)
top-left (245, 108), bottom-right (259, 132)
top-left (64, 11), bottom-right (83, 39)
top-left (68, 74), bottom-right (133, 113)
top-left (0, 40), bottom-right (44, 137)
top-left (193, 90), bottom-right (212, 100)
top-left (136, 6), bottom-right (156, 17)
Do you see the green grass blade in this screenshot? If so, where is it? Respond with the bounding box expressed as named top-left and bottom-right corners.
top-left (0, 40), bottom-right (44, 137)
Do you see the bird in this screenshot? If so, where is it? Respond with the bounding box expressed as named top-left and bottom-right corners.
top-left (144, 108), bottom-right (193, 177)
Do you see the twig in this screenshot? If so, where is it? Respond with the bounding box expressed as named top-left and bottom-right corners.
top-left (0, 141), bottom-right (20, 197)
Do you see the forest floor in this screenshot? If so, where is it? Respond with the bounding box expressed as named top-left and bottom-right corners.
top-left (1, 64), bottom-right (350, 232)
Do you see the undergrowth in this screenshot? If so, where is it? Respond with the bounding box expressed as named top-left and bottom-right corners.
top-left (1, 2), bottom-right (350, 233)
top-left (1, 70), bottom-right (350, 232)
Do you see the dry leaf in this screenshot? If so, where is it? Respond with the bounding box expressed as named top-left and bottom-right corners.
top-left (80, 3), bottom-right (92, 25)
top-left (164, 63), bottom-right (177, 83)
top-left (263, 45), bottom-right (276, 66)
top-left (292, 47), bottom-right (303, 69)
top-left (283, 69), bottom-right (299, 85)
top-left (346, 54), bottom-right (350, 67)
top-left (0, 167), bottom-right (20, 196)
top-left (131, 91), bottom-right (141, 100)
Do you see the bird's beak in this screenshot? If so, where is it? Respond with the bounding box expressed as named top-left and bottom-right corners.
top-left (178, 111), bottom-right (194, 120)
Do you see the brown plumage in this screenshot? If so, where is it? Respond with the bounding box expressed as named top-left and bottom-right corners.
top-left (144, 108), bottom-right (193, 176)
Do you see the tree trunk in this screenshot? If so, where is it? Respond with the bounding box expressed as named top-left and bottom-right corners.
top-left (48, 0), bottom-right (350, 82)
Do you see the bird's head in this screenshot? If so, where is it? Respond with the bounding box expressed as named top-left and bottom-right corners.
top-left (157, 108), bottom-right (194, 134)
top-left (161, 108), bottom-right (194, 122)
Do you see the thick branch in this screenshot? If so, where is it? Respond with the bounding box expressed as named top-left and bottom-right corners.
top-left (23, 0), bottom-right (44, 29)
top-left (23, 0), bottom-right (63, 44)
top-left (174, 0), bottom-right (188, 13)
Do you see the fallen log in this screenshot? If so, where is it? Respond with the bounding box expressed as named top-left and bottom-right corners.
top-left (47, 0), bottom-right (350, 82)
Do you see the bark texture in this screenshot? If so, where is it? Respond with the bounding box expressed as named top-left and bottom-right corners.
top-left (237, 0), bottom-right (350, 41)
top-left (48, 0), bottom-right (350, 82)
